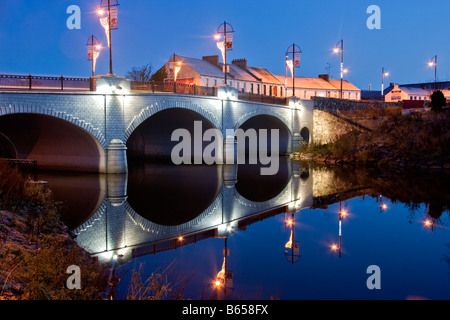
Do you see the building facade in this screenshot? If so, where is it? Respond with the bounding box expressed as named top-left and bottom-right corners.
top-left (161, 55), bottom-right (361, 100)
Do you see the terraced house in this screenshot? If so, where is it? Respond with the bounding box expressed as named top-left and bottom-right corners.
top-left (160, 54), bottom-right (361, 100)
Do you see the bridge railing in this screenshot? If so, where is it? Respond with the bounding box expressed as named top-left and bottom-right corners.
top-left (0, 74), bottom-right (91, 91)
top-left (131, 80), bottom-right (217, 96)
top-left (238, 92), bottom-right (288, 105)
top-left (131, 80), bottom-right (288, 105)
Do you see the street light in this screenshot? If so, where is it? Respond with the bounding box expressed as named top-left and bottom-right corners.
top-left (170, 53), bottom-right (183, 93)
top-left (285, 43), bottom-right (302, 97)
top-left (86, 35), bottom-right (102, 77)
top-left (215, 21), bottom-right (234, 85)
top-left (428, 55), bottom-right (437, 90)
top-left (333, 39), bottom-right (344, 99)
top-left (381, 67), bottom-right (389, 96)
top-left (97, 0), bottom-right (119, 75)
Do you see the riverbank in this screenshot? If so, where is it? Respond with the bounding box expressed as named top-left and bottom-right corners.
top-left (295, 110), bottom-right (450, 171)
top-left (0, 163), bottom-right (108, 300)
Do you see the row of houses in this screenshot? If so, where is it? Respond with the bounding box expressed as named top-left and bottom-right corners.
top-left (160, 54), bottom-right (362, 100)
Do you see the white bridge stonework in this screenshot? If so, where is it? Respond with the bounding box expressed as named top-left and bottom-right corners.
top-left (0, 75), bottom-right (314, 174)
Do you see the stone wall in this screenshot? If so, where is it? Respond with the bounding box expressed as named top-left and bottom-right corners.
top-left (313, 97), bottom-right (402, 113)
top-left (313, 109), bottom-right (367, 144)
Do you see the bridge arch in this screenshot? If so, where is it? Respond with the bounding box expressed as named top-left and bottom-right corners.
top-left (124, 99), bottom-right (222, 142)
top-left (235, 113), bottom-right (293, 156)
top-left (126, 105), bottom-right (221, 162)
top-left (0, 107), bottom-right (107, 172)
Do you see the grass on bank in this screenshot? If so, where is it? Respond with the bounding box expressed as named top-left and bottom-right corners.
top-left (0, 162), bottom-right (109, 300)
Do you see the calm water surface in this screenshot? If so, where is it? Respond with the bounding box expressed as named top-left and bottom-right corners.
top-left (36, 160), bottom-right (450, 300)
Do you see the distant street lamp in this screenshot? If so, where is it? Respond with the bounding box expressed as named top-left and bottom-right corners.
top-left (285, 43), bottom-right (302, 97)
top-left (97, 0), bottom-right (119, 75)
top-left (215, 21), bottom-right (234, 85)
top-left (333, 39), bottom-right (344, 99)
top-left (428, 55), bottom-right (437, 90)
top-left (381, 67), bottom-right (389, 96)
top-left (86, 35), bottom-right (102, 77)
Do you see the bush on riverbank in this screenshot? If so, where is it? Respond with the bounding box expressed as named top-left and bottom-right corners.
top-left (301, 110), bottom-right (450, 169)
top-left (0, 162), bottom-right (109, 300)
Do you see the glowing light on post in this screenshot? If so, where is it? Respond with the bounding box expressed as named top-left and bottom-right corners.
top-left (178, 236), bottom-right (183, 241)
top-left (331, 244), bottom-right (338, 251)
top-left (100, 17), bottom-right (110, 47)
top-left (424, 220), bottom-right (432, 227)
top-left (87, 35), bottom-right (101, 77)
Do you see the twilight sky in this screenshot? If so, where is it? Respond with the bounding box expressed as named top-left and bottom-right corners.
top-left (0, 0), bottom-right (449, 90)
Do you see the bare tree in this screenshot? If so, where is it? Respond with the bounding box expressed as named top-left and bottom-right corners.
top-left (125, 64), bottom-right (153, 82)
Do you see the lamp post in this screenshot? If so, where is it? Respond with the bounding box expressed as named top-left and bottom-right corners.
top-left (285, 54), bottom-right (289, 97)
top-left (381, 67), bottom-right (389, 97)
top-left (86, 35), bottom-right (102, 77)
top-left (333, 40), bottom-right (344, 99)
top-left (428, 55), bottom-right (437, 90)
top-left (171, 53), bottom-right (182, 93)
top-left (285, 43), bottom-right (302, 97)
top-left (98, 0), bottom-right (119, 75)
top-left (215, 21), bottom-right (234, 85)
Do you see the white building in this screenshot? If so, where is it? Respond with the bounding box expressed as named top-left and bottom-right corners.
top-left (162, 55), bottom-right (361, 100)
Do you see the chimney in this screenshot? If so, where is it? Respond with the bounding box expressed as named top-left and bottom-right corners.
top-left (318, 74), bottom-right (330, 82)
top-left (232, 58), bottom-right (247, 69)
top-left (202, 55), bottom-right (219, 66)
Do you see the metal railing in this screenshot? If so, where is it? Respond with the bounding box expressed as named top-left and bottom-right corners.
top-left (132, 80), bottom-right (288, 105)
top-left (0, 74), bottom-right (289, 105)
top-left (238, 92), bottom-right (288, 105)
top-left (131, 80), bottom-right (217, 96)
top-left (0, 74), bottom-right (91, 91)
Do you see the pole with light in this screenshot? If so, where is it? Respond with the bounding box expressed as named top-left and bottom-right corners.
top-left (333, 40), bottom-right (344, 99)
top-left (171, 53), bottom-right (182, 93)
top-left (98, 0), bottom-right (119, 75)
top-left (87, 35), bottom-right (102, 77)
top-left (381, 67), bottom-right (389, 97)
top-left (215, 21), bottom-right (234, 85)
top-left (285, 44), bottom-right (302, 97)
top-left (428, 55), bottom-right (437, 90)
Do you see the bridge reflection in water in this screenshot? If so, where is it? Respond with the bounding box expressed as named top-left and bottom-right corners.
top-left (68, 158), bottom-right (317, 264)
top-left (37, 158), bottom-right (341, 264)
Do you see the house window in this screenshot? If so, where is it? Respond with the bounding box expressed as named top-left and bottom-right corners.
top-left (251, 83), bottom-right (254, 93)
top-left (269, 86), bottom-right (273, 96)
top-left (257, 84), bottom-right (260, 94)
top-left (243, 83), bottom-right (247, 92)
top-left (206, 78), bottom-right (209, 87)
top-left (214, 79), bottom-right (217, 87)
top-left (281, 87), bottom-right (283, 97)
top-left (304, 91), bottom-right (307, 99)
top-left (264, 85), bottom-right (267, 95)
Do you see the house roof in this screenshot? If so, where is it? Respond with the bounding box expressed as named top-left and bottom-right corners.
top-left (246, 67), bottom-right (283, 85)
top-left (175, 55), bottom-right (282, 84)
top-left (177, 56), bottom-right (224, 78)
top-left (326, 79), bottom-right (361, 91)
top-left (392, 86), bottom-right (430, 95)
top-left (274, 75), bottom-right (361, 91)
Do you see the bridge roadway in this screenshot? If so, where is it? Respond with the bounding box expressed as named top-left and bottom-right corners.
top-left (0, 75), bottom-right (314, 173)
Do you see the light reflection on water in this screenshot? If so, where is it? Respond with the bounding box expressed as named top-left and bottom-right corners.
top-left (36, 161), bottom-right (450, 300)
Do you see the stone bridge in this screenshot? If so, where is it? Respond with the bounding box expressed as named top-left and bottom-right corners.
top-left (0, 75), bottom-right (316, 173)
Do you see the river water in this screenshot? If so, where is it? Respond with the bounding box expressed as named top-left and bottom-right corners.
top-left (35, 159), bottom-right (450, 300)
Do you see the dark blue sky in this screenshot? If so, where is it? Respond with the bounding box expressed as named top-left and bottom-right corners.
top-left (0, 0), bottom-right (449, 90)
